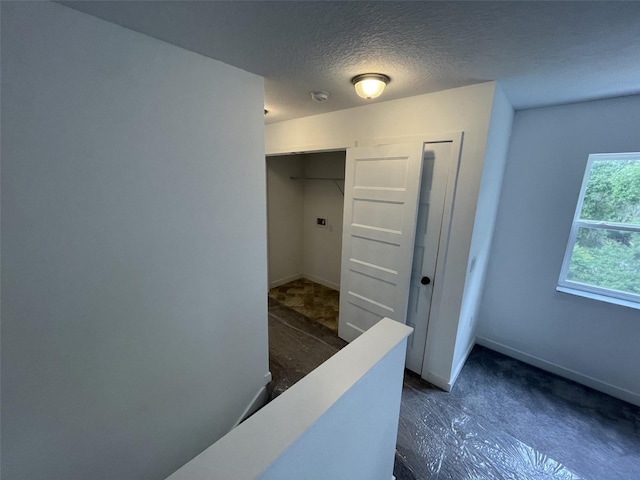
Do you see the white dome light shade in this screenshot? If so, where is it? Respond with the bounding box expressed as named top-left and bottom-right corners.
top-left (351, 73), bottom-right (390, 99)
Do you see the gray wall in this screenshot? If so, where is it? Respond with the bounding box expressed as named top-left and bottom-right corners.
top-left (267, 155), bottom-right (305, 287)
top-left (478, 94), bottom-right (640, 405)
top-left (302, 152), bottom-right (345, 290)
top-left (1, 3), bottom-right (269, 478)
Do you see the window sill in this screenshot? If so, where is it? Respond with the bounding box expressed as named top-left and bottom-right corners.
top-left (556, 286), bottom-right (640, 311)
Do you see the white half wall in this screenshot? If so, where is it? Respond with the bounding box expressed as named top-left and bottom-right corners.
top-left (266, 83), bottom-right (496, 386)
top-left (1, 3), bottom-right (269, 478)
top-left (267, 155), bottom-right (304, 287)
top-left (167, 318), bottom-right (412, 480)
top-left (302, 151), bottom-right (345, 290)
top-left (478, 94), bottom-right (640, 405)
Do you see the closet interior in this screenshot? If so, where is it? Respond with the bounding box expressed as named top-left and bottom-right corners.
top-left (266, 150), bottom-right (346, 331)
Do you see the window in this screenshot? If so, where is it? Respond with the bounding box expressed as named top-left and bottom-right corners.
top-left (558, 152), bottom-right (640, 308)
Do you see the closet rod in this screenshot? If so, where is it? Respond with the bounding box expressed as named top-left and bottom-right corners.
top-left (290, 176), bottom-right (345, 195)
top-left (289, 176), bottom-right (344, 181)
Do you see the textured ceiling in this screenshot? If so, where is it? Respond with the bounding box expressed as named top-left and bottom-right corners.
top-left (61, 1), bottom-right (640, 123)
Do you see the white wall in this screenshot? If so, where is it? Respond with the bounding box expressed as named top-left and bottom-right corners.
top-left (266, 82), bottom-right (497, 387)
top-left (267, 156), bottom-right (304, 287)
top-left (167, 318), bottom-right (412, 480)
top-left (478, 94), bottom-right (640, 406)
top-left (302, 152), bottom-right (345, 290)
top-left (450, 84), bottom-right (514, 383)
top-left (1, 3), bottom-right (269, 478)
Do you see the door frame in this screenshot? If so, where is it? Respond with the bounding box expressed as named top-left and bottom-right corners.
top-left (358, 133), bottom-right (463, 378)
top-left (265, 131), bottom-right (463, 379)
top-left (266, 141), bottom-right (356, 157)
top-left (265, 142), bottom-right (352, 293)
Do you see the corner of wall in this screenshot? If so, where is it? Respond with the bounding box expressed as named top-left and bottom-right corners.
top-left (473, 84), bottom-right (515, 340)
top-left (231, 372), bottom-right (273, 429)
top-left (449, 82), bottom-right (515, 385)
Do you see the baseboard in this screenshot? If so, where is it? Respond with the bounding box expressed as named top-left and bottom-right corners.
top-left (269, 273), bottom-right (303, 289)
top-left (476, 336), bottom-right (640, 407)
top-left (302, 273), bottom-right (339, 291)
top-left (231, 372), bottom-right (272, 429)
top-left (421, 339), bottom-right (475, 392)
top-left (269, 273), bottom-right (340, 291)
top-left (449, 338), bottom-right (476, 389)
top-left (424, 371), bottom-right (452, 392)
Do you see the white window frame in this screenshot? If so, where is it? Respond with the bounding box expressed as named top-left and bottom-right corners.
top-left (557, 152), bottom-right (640, 309)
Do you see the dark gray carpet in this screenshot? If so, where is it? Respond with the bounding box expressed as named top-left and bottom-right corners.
top-left (266, 299), bottom-right (640, 479)
top-left (396, 372), bottom-right (581, 479)
top-left (267, 297), bottom-right (346, 398)
top-left (409, 345), bottom-right (640, 480)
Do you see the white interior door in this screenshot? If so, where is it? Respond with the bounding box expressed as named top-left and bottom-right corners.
top-left (405, 142), bottom-right (452, 373)
top-left (338, 143), bottom-right (424, 342)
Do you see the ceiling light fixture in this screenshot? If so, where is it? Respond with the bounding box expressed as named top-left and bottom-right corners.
top-left (351, 73), bottom-right (390, 99)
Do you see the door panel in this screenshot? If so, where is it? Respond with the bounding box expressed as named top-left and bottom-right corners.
top-left (405, 142), bottom-right (452, 373)
top-left (338, 143), bottom-right (424, 343)
top-left (349, 236), bottom-right (400, 272)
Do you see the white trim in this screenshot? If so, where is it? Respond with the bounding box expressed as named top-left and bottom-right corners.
top-left (449, 338), bottom-right (476, 388)
top-left (424, 371), bottom-right (452, 392)
top-left (421, 132), bottom-right (464, 378)
top-left (231, 383), bottom-right (271, 429)
top-left (557, 285), bottom-right (640, 310)
top-left (269, 273), bottom-right (303, 289)
top-left (557, 152), bottom-right (640, 306)
top-left (358, 131), bottom-right (464, 148)
top-left (422, 338), bottom-right (475, 392)
top-left (265, 141), bottom-right (355, 157)
top-left (476, 336), bottom-right (640, 407)
top-left (270, 274), bottom-right (339, 291)
top-left (302, 273), bottom-right (339, 292)
top-left (574, 219), bottom-right (640, 233)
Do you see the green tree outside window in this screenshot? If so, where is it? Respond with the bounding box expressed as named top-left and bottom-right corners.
top-left (560, 154), bottom-right (640, 302)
